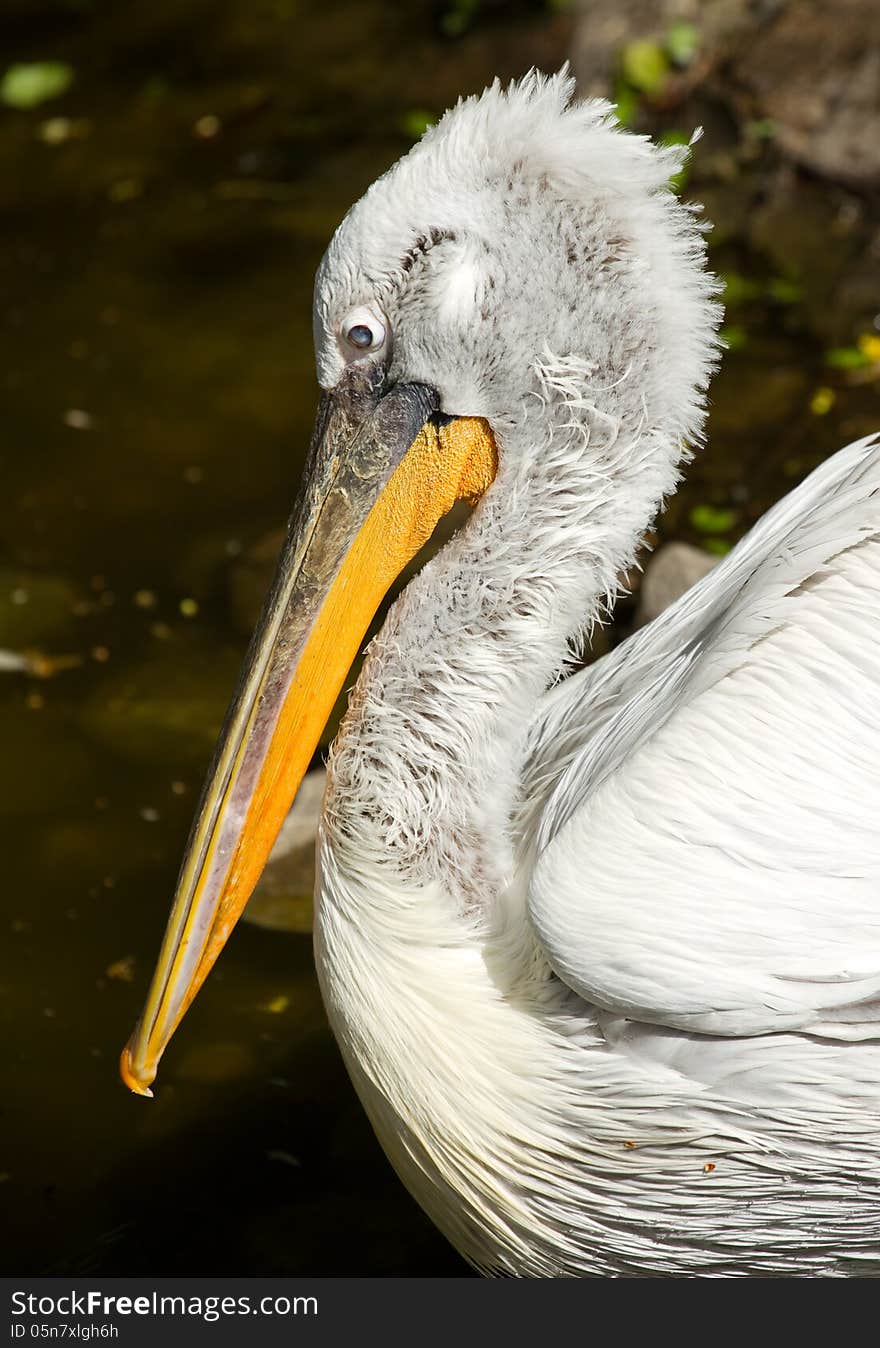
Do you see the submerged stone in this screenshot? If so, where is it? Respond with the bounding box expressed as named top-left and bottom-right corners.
top-left (243, 768), bottom-right (324, 934)
top-left (636, 543), bottom-right (717, 627)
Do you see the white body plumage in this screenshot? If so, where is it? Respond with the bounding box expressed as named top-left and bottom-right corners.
top-left (316, 433), bottom-right (880, 1277)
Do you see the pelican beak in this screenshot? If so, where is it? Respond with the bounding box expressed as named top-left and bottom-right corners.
top-left (120, 365), bottom-right (497, 1096)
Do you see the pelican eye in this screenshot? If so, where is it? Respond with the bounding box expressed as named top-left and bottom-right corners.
top-left (348, 324), bottom-right (375, 348)
top-left (340, 309), bottom-right (387, 355)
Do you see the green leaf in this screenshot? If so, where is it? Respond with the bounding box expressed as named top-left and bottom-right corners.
top-left (660, 129), bottom-right (690, 193)
top-left (665, 20), bottom-right (699, 66)
top-left (1, 62), bottom-right (74, 110)
top-left (766, 276), bottom-right (802, 304)
top-left (719, 324), bottom-right (748, 351)
top-left (721, 272), bottom-right (762, 306)
top-left (824, 346), bottom-right (870, 371)
top-left (689, 504), bottom-right (738, 535)
top-left (620, 41), bottom-right (669, 95)
top-left (612, 81), bottom-right (639, 127)
top-left (440, 0), bottom-right (479, 37)
top-left (745, 117), bottom-right (777, 140)
top-left (400, 109), bottom-right (435, 140)
top-left (703, 537), bottom-right (732, 556)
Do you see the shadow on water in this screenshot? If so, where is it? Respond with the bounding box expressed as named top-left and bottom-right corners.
top-left (2, 0), bottom-right (878, 1275)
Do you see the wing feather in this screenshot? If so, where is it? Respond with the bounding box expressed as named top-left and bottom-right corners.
top-left (525, 435), bottom-right (880, 1038)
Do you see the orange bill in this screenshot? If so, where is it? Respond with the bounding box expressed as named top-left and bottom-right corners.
top-left (120, 367), bottom-right (497, 1095)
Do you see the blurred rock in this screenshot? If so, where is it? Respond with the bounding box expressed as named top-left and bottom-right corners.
top-left (636, 541), bottom-right (717, 626)
top-left (570, 0), bottom-right (880, 348)
top-left (243, 767), bottom-right (324, 933)
top-left (572, 0), bottom-right (880, 190)
top-left (747, 173), bottom-right (869, 343)
top-left (730, 0), bottom-right (880, 189)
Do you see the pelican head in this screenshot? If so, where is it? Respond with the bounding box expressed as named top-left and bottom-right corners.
top-left (121, 71), bottom-right (719, 1097)
top-left (314, 68), bottom-right (717, 472)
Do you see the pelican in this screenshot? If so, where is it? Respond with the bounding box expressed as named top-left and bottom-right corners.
top-left (121, 72), bottom-right (880, 1277)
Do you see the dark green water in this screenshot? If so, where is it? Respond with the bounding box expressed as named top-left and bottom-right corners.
top-left (2, 0), bottom-right (877, 1275)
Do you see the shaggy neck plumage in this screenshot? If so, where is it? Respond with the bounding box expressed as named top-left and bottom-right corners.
top-left (324, 390), bottom-right (683, 907)
top-left (315, 395), bottom-right (716, 1278)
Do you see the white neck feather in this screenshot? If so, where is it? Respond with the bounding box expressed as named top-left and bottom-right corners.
top-left (324, 377), bottom-right (682, 905)
top-left (312, 393), bottom-right (698, 1277)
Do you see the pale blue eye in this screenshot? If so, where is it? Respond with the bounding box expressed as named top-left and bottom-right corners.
top-left (348, 324), bottom-right (374, 348)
